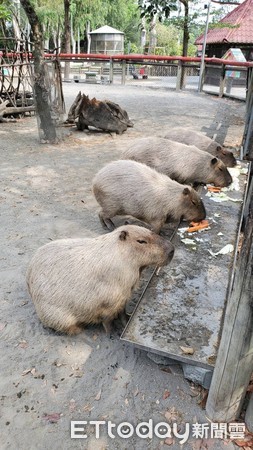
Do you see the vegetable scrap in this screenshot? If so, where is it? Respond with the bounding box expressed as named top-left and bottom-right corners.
top-left (208, 244), bottom-right (234, 257)
top-left (207, 186), bottom-right (221, 193)
top-left (187, 220), bottom-right (209, 233)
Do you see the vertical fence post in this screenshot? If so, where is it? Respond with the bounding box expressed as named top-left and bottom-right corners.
top-left (176, 61), bottom-right (182, 91)
top-left (243, 67), bottom-right (253, 160)
top-left (121, 60), bottom-right (126, 85)
top-left (219, 64), bottom-right (226, 97)
top-left (109, 58), bottom-right (114, 84)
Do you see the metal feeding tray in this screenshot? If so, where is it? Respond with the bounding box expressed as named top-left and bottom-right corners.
top-left (121, 163), bottom-right (250, 370)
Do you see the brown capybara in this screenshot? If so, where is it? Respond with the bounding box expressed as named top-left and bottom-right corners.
top-left (122, 137), bottom-right (232, 187)
top-left (26, 225), bottom-right (174, 335)
top-left (164, 127), bottom-right (236, 167)
top-left (92, 160), bottom-right (206, 233)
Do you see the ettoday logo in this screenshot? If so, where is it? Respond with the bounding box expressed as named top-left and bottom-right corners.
top-left (71, 420), bottom-right (246, 443)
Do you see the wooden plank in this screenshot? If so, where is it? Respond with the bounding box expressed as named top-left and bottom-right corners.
top-left (2, 106), bottom-right (35, 116)
top-left (206, 186), bottom-right (253, 422)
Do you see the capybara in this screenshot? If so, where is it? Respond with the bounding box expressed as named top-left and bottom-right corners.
top-left (122, 137), bottom-right (232, 187)
top-left (26, 225), bottom-right (174, 335)
top-left (164, 127), bottom-right (236, 167)
top-left (92, 160), bottom-right (206, 233)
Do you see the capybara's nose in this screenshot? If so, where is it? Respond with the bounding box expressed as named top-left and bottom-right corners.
top-left (196, 204), bottom-right (206, 222)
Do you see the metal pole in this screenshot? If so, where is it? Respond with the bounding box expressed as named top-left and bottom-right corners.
top-left (198, 0), bottom-right (211, 93)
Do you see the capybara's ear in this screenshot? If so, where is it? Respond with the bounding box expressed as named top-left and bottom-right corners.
top-left (183, 187), bottom-right (190, 196)
top-left (211, 157), bottom-right (218, 165)
top-left (119, 230), bottom-right (129, 241)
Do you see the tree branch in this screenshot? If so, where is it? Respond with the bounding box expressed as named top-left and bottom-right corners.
top-left (211, 1), bottom-right (240, 5)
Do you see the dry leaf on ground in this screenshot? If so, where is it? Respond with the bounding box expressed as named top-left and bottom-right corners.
top-left (163, 390), bottom-right (171, 400)
top-left (180, 346), bottom-right (195, 355)
top-left (43, 413), bottom-right (61, 423)
top-left (164, 437), bottom-right (174, 446)
top-left (95, 389), bottom-right (101, 401)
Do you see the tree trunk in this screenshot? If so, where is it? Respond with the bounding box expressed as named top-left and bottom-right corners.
top-left (86, 21), bottom-right (91, 54)
top-left (181, 0), bottom-right (189, 57)
top-left (20, 0), bottom-right (57, 142)
top-left (70, 12), bottom-right (76, 54)
top-left (63, 0), bottom-right (71, 80)
top-left (77, 25), bottom-right (80, 54)
top-left (12, 14), bottom-right (21, 52)
top-left (180, 0), bottom-right (190, 89)
top-left (140, 17), bottom-right (146, 53)
top-left (148, 15), bottom-right (157, 54)
top-left (67, 93), bottom-right (133, 134)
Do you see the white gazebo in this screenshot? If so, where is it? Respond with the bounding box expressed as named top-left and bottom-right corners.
top-left (89, 25), bottom-right (124, 55)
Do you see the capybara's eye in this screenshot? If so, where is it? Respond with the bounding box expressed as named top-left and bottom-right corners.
top-left (191, 200), bottom-right (197, 206)
top-left (219, 167), bottom-right (223, 172)
top-left (137, 239), bottom-right (148, 244)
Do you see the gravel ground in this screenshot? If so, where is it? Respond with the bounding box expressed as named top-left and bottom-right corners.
top-left (0, 80), bottom-right (246, 450)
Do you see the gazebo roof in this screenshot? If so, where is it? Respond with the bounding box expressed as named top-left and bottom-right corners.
top-left (195, 0), bottom-right (253, 45)
top-left (89, 25), bottom-right (124, 35)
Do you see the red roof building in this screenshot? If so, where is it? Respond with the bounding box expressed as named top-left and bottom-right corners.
top-left (195, 0), bottom-right (253, 60)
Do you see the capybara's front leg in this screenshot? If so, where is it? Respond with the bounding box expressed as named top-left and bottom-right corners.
top-left (149, 218), bottom-right (164, 234)
top-left (98, 212), bottom-right (115, 231)
top-left (102, 319), bottom-right (113, 335)
top-left (118, 310), bottom-right (128, 328)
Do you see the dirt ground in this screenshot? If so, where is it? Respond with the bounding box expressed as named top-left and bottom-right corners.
top-left (0, 81), bottom-right (246, 450)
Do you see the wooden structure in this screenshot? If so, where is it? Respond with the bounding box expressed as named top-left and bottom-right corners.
top-left (195, 0), bottom-right (253, 60)
top-left (0, 39), bottom-right (35, 121)
top-left (206, 173), bottom-right (253, 422)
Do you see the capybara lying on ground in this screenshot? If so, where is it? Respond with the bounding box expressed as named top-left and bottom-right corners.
top-left (92, 160), bottom-right (206, 233)
top-left (26, 225), bottom-right (174, 335)
top-left (122, 137), bottom-right (232, 187)
top-left (163, 127), bottom-right (236, 167)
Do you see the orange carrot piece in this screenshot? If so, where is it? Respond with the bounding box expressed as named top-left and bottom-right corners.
top-left (207, 186), bottom-right (222, 193)
top-left (187, 220), bottom-right (209, 233)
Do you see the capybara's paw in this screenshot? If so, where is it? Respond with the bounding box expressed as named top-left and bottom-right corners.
top-left (66, 324), bottom-right (83, 335)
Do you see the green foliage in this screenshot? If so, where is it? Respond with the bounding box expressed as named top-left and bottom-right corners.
top-left (19, 0), bottom-right (141, 50)
top-left (138, 0), bottom-right (178, 21)
top-left (0, 2), bottom-right (11, 20)
top-left (156, 22), bottom-right (181, 55)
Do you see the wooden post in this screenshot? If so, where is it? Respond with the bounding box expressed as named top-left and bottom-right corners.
top-left (198, 61), bottom-right (206, 93)
top-left (245, 394), bottom-right (253, 433)
top-left (206, 186), bottom-right (253, 422)
top-left (219, 64), bottom-right (226, 98)
top-left (121, 60), bottom-right (126, 85)
top-left (176, 61), bottom-right (182, 91)
top-left (109, 58), bottom-right (114, 84)
top-left (243, 67), bottom-right (253, 160)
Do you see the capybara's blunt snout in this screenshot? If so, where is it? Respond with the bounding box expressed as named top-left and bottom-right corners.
top-left (195, 204), bottom-right (206, 222)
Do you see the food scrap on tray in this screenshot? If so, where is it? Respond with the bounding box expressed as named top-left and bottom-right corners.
top-left (187, 220), bottom-right (210, 233)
